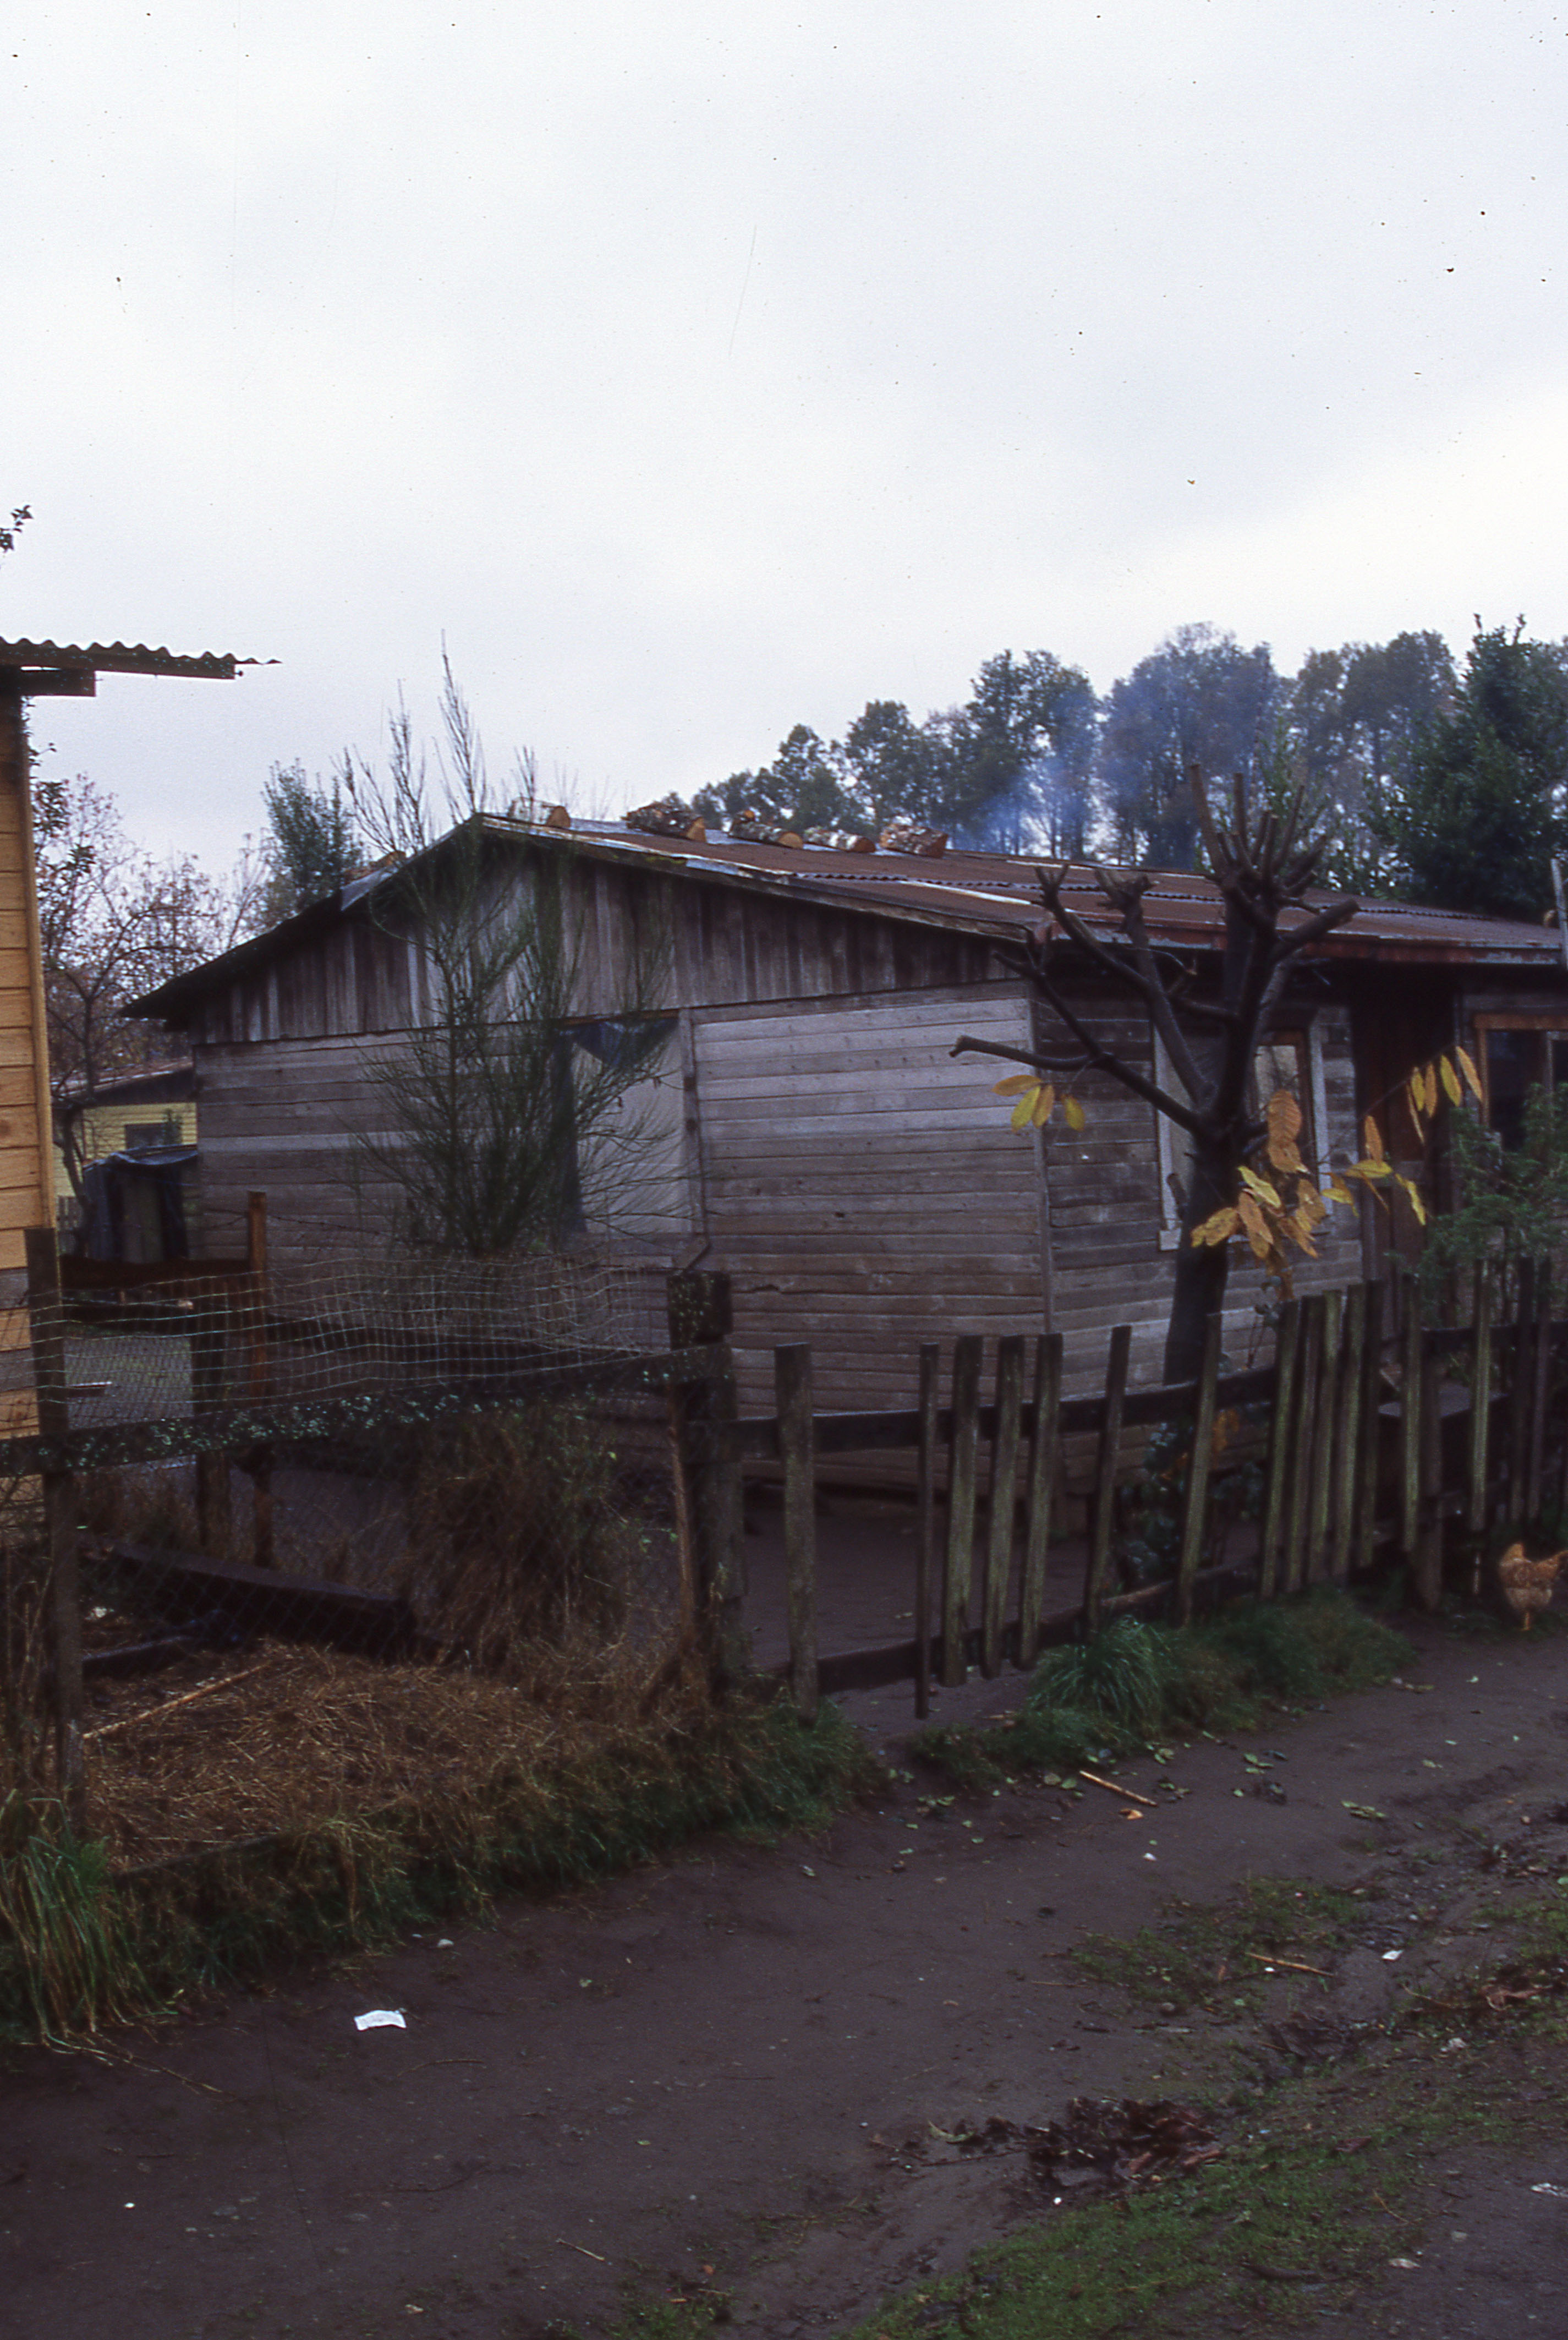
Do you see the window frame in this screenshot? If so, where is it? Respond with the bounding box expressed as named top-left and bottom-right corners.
top-left (1471, 1012), bottom-right (1568, 1146)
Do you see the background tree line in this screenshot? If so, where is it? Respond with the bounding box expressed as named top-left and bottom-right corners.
top-left (703, 619), bottom-right (1568, 925)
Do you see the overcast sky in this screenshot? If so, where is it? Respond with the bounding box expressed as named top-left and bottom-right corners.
top-left (6, 1), bottom-right (1568, 871)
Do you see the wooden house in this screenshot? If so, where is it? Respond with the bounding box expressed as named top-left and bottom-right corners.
top-left (130, 817), bottom-right (1568, 1410)
top-left (0, 639), bottom-right (242, 1428)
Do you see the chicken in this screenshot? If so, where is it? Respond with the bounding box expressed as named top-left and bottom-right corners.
top-left (1496, 1542), bottom-right (1566, 1630)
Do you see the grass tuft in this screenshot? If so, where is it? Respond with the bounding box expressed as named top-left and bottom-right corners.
top-left (914, 1589), bottom-right (1409, 1787)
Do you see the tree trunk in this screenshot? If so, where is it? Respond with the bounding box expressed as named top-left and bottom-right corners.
top-left (1163, 1129), bottom-right (1238, 1385)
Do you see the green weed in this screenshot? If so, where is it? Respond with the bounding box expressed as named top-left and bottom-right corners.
top-left (914, 1590), bottom-right (1409, 1789)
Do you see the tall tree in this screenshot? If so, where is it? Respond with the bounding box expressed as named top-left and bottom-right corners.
top-left (1368, 623), bottom-right (1568, 920)
top-left (1286, 631), bottom-right (1457, 890)
top-left (261, 761), bottom-right (361, 918)
top-left (1098, 625), bottom-right (1283, 867)
top-left (929, 651), bottom-right (1099, 851)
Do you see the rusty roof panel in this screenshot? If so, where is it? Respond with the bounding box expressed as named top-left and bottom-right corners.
top-left (538, 821), bottom-right (1564, 965)
top-left (0, 638), bottom-right (265, 679)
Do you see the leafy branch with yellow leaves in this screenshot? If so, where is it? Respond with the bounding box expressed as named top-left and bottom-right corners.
top-left (953, 762), bottom-right (1361, 1382)
top-left (1189, 1048), bottom-right (1483, 1292)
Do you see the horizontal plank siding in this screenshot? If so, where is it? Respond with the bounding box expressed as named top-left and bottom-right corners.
top-left (694, 987), bottom-right (1048, 1413)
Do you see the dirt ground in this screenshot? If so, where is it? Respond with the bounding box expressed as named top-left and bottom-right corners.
top-left (5, 1609), bottom-right (1568, 2340)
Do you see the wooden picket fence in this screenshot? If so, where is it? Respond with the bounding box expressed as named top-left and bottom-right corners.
top-left (723, 1266), bottom-right (1560, 1721)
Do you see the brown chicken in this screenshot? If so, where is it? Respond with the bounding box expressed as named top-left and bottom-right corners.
top-left (1496, 1542), bottom-right (1566, 1630)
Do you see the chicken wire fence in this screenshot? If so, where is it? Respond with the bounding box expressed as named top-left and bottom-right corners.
top-left (1, 1254), bottom-right (709, 1844)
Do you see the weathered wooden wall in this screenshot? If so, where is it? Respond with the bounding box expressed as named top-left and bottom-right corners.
top-left (690, 985), bottom-right (1045, 1414)
top-left (0, 691), bottom-right (57, 1430)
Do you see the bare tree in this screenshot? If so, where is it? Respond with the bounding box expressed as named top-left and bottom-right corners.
top-left (343, 662), bottom-right (670, 1256)
top-left (34, 773), bottom-right (264, 1196)
top-left (955, 769), bottom-right (1359, 1384)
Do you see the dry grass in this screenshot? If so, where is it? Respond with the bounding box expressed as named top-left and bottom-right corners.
top-left (86, 1634), bottom-right (703, 1870)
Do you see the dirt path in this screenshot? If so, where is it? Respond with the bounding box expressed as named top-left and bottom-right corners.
top-left (4, 1616), bottom-right (1567, 2340)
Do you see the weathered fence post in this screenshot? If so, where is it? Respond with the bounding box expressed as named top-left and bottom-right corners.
top-left (244, 1191), bottom-right (275, 1567)
top-left (1466, 1269), bottom-right (1493, 1564)
top-left (1259, 1298), bottom-right (1301, 1598)
top-left (1355, 1278), bottom-right (1386, 1577)
top-left (914, 1342), bottom-right (939, 1720)
top-left (775, 1343), bottom-right (819, 1724)
top-left (1083, 1323), bottom-right (1131, 1635)
top-left (1526, 1258), bottom-right (1551, 1525)
top-left (1399, 1272), bottom-right (1423, 1568)
top-left (1284, 1294), bottom-right (1323, 1593)
top-left (1506, 1259), bottom-right (1534, 1530)
top-left (1017, 1332), bottom-right (1061, 1669)
top-left (667, 1271), bottom-right (748, 1690)
top-left (24, 1226), bottom-right (84, 1829)
top-left (1175, 1311), bottom-right (1223, 1625)
top-left (1329, 1281), bottom-right (1366, 1581)
top-left (980, 1336), bottom-right (1024, 1679)
top-left (1306, 1289), bottom-right (1342, 1583)
top-left (193, 1283), bottom-right (232, 1561)
top-left (941, 1335), bottom-right (983, 1687)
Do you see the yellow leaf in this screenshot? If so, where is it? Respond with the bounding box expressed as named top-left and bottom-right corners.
top-left (1327, 1178), bottom-right (1355, 1206)
top-left (1352, 1157), bottom-right (1392, 1181)
top-left (1238, 1164), bottom-right (1282, 1207)
top-left (1285, 1207), bottom-right (1318, 1255)
top-left (1191, 1205), bottom-right (1240, 1246)
top-left (1406, 1071), bottom-right (1426, 1129)
top-left (1062, 1096), bottom-right (1086, 1132)
top-left (993, 1074), bottom-right (1036, 1096)
top-left (1439, 1056), bottom-right (1462, 1107)
top-left (1423, 1063), bottom-right (1439, 1116)
top-left (1032, 1081), bottom-right (1056, 1127)
top-left (1010, 1089), bottom-right (1039, 1131)
top-left (1363, 1115), bottom-right (1386, 1163)
top-left (1237, 1193), bottom-right (1273, 1261)
top-left (1397, 1175), bottom-right (1428, 1226)
top-left (1455, 1046), bottom-right (1483, 1102)
top-left (1265, 1089), bottom-right (1306, 1174)
top-left (1297, 1179), bottom-right (1328, 1227)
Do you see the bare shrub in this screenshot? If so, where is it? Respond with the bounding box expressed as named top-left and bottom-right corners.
top-left (400, 1403), bottom-right (645, 1675)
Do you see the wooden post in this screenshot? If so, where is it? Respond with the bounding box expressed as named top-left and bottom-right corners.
top-left (1506, 1258), bottom-right (1533, 1530)
top-left (1017, 1333), bottom-right (1061, 1670)
top-left (192, 1284), bottom-right (232, 1562)
top-left (1355, 1278), bottom-right (1386, 1577)
top-left (1258, 1298), bottom-right (1301, 1598)
top-left (1175, 1311), bottom-right (1223, 1625)
top-left (1414, 1322), bottom-right (1445, 1610)
top-left (1283, 1294), bottom-right (1323, 1594)
top-left (980, 1336), bottom-right (1024, 1679)
top-left (775, 1344), bottom-right (819, 1725)
top-left (667, 1271), bottom-right (748, 1690)
top-left (1306, 1289), bottom-right (1341, 1583)
top-left (914, 1342), bottom-right (939, 1720)
top-left (1466, 1270), bottom-right (1493, 1544)
top-left (24, 1226), bottom-right (84, 1829)
top-left (1526, 1258), bottom-right (1551, 1526)
top-left (1082, 1324), bottom-right (1131, 1636)
top-left (1329, 1281), bottom-right (1366, 1580)
top-left (1400, 1278), bottom-right (1423, 1566)
top-left (940, 1336), bottom-right (983, 1688)
top-left (244, 1192), bottom-right (273, 1567)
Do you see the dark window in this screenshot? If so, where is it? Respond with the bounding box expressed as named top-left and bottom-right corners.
top-left (1479, 1025), bottom-right (1568, 1150)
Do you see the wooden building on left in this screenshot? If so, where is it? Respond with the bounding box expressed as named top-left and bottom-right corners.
top-left (0, 638), bottom-right (246, 1428)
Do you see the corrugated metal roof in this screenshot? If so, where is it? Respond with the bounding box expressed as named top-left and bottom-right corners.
top-left (0, 638), bottom-right (266, 680)
top-left (523, 818), bottom-right (1565, 966)
top-left (126, 811), bottom-right (1567, 1022)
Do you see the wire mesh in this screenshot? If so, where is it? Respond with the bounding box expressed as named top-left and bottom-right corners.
top-left (0, 1254), bottom-right (696, 1860)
